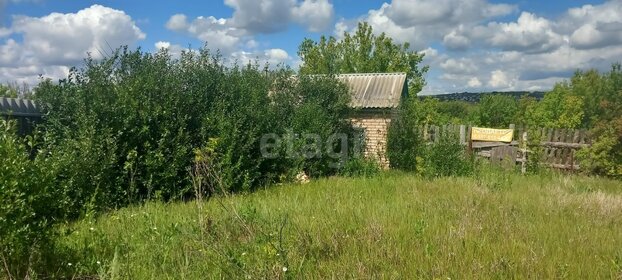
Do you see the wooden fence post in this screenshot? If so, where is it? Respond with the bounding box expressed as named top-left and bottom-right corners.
top-left (459, 125), bottom-right (466, 145)
top-left (521, 131), bottom-right (528, 174)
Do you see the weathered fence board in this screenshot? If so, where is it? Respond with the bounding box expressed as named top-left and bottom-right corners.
top-left (420, 124), bottom-right (590, 171)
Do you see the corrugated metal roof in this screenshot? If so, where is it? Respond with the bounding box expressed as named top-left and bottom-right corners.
top-left (0, 97), bottom-right (41, 117)
top-left (337, 73), bottom-right (407, 109)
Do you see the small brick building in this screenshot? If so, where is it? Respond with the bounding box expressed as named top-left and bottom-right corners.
top-left (337, 73), bottom-right (408, 167)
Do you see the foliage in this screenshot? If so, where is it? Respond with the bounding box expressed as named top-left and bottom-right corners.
top-left (298, 22), bottom-right (428, 94)
top-left (56, 173), bottom-right (622, 278)
top-left (0, 84), bottom-right (17, 98)
top-left (420, 131), bottom-right (476, 178)
top-left (435, 100), bottom-right (477, 124)
top-left (0, 120), bottom-right (61, 278)
top-left (339, 156), bottom-right (381, 178)
top-left (475, 94), bottom-right (518, 128)
top-left (387, 96), bottom-right (423, 171)
top-left (0, 82), bottom-right (32, 99)
top-left (34, 46), bottom-right (353, 216)
top-left (524, 128), bottom-right (545, 174)
top-left (523, 83), bottom-right (584, 128)
top-left (552, 64), bottom-right (622, 178)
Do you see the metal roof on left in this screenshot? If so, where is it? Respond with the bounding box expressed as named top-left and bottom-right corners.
top-left (0, 97), bottom-right (41, 117)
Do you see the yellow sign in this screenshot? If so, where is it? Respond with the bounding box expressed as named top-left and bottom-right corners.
top-left (471, 127), bottom-right (514, 142)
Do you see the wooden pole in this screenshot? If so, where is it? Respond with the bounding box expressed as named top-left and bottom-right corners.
top-left (521, 131), bottom-right (528, 174)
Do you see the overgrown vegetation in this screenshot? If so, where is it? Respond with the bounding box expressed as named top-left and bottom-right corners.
top-left (0, 120), bottom-right (61, 277)
top-left (0, 46), bottom-right (359, 277)
top-left (56, 172), bottom-right (622, 279)
top-left (388, 64), bottom-right (622, 178)
top-left (1, 19), bottom-right (621, 279)
top-left (33, 47), bottom-right (354, 218)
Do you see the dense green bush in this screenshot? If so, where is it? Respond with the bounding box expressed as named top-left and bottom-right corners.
top-left (387, 96), bottom-right (423, 172)
top-left (420, 131), bottom-right (476, 178)
top-left (0, 120), bottom-right (61, 278)
top-left (574, 65), bottom-right (622, 178)
top-left (34, 46), bottom-right (353, 215)
top-left (339, 156), bottom-right (381, 178)
top-left (475, 94), bottom-right (518, 128)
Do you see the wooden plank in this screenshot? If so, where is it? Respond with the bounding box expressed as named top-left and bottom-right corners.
top-left (540, 142), bottom-right (590, 148)
top-left (472, 141), bottom-right (519, 149)
top-left (572, 129), bottom-right (581, 144)
top-left (459, 125), bottom-right (466, 145)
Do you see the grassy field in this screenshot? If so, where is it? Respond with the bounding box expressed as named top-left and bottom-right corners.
top-left (56, 171), bottom-right (622, 279)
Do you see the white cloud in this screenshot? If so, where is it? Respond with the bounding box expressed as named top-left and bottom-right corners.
top-left (440, 58), bottom-right (477, 75)
top-left (467, 77), bottom-right (482, 88)
top-left (443, 29), bottom-right (471, 51)
top-left (570, 21), bottom-right (622, 50)
top-left (385, 0), bottom-right (515, 27)
top-left (166, 14), bottom-right (243, 54)
top-left (419, 0), bottom-right (622, 94)
top-left (169, 0), bottom-right (334, 44)
top-left (165, 14), bottom-right (188, 31)
top-left (363, 3), bottom-right (422, 47)
top-left (230, 48), bottom-right (291, 67)
top-left (488, 69), bottom-right (512, 89)
top-left (443, 12), bottom-right (565, 54)
top-left (337, 0), bottom-right (516, 50)
top-left (166, 0), bottom-right (334, 55)
top-left (486, 12), bottom-right (564, 54)
top-left (0, 5), bottom-right (145, 83)
top-left (291, 0), bottom-right (333, 32)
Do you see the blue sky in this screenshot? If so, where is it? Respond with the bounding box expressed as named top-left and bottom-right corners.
top-left (0, 0), bottom-right (620, 94)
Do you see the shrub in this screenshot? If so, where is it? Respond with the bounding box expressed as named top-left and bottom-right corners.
top-left (525, 128), bottom-right (545, 175)
top-left (34, 46), bottom-right (353, 215)
top-left (420, 131), bottom-right (476, 178)
top-left (476, 94), bottom-right (518, 128)
top-left (0, 120), bottom-right (60, 278)
top-left (339, 156), bottom-right (381, 178)
top-left (387, 97), bottom-right (424, 171)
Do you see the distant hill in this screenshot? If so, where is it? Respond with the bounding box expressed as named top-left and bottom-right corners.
top-left (420, 91), bottom-right (546, 102)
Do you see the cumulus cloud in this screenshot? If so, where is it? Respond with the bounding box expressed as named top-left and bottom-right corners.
top-left (167, 0), bottom-right (334, 53)
top-left (418, 0), bottom-right (622, 93)
top-left (488, 69), bottom-right (512, 89)
top-left (291, 0), bottom-right (334, 32)
top-left (0, 5), bottom-right (145, 83)
top-left (166, 0), bottom-right (334, 57)
top-left (467, 77), bottom-right (482, 88)
top-left (443, 29), bottom-right (471, 51)
top-left (166, 14), bottom-right (243, 54)
top-left (485, 12), bottom-right (565, 54)
top-left (385, 0), bottom-right (515, 27)
top-left (230, 48), bottom-right (291, 67)
top-left (440, 58), bottom-right (477, 75)
top-left (338, 0), bottom-right (516, 49)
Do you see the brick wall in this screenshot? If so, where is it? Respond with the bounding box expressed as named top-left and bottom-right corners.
top-left (350, 110), bottom-right (394, 168)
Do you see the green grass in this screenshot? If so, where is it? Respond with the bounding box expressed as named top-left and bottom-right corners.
top-left (56, 171), bottom-right (622, 279)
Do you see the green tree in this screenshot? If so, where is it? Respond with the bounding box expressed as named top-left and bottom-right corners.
top-left (525, 83), bottom-right (584, 128)
top-left (475, 94), bottom-right (518, 128)
top-left (387, 96), bottom-right (422, 171)
top-left (0, 84), bottom-right (17, 98)
top-left (298, 22), bottom-right (428, 94)
top-left (573, 64), bottom-right (622, 177)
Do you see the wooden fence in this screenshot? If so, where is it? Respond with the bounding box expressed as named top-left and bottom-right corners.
top-left (420, 124), bottom-right (591, 171)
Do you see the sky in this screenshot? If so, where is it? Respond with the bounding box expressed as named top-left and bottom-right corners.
top-left (0, 0), bottom-right (621, 95)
